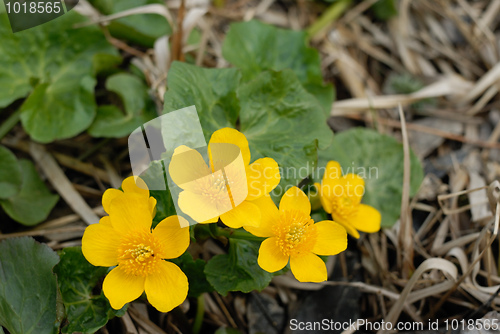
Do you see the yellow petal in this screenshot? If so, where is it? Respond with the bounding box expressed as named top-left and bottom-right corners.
top-left (290, 253), bottom-right (327, 282)
top-left (279, 186), bottom-right (310, 216)
top-left (209, 128), bottom-right (251, 166)
top-left (122, 176), bottom-right (149, 197)
top-left (342, 173), bottom-right (365, 205)
top-left (213, 145), bottom-right (248, 205)
top-left (102, 188), bottom-right (122, 214)
top-left (246, 158), bottom-right (280, 201)
top-left (149, 197), bottom-right (157, 216)
top-left (169, 145), bottom-right (211, 190)
top-left (109, 193), bottom-right (153, 233)
top-left (244, 195), bottom-right (279, 238)
top-left (257, 237), bottom-right (289, 273)
top-left (331, 218), bottom-right (360, 239)
top-left (349, 204), bottom-right (381, 233)
top-left (322, 161), bottom-right (342, 188)
top-left (316, 183), bottom-right (332, 214)
top-left (220, 200), bottom-right (261, 228)
top-left (82, 223), bottom-right (121, 267)
top-left (145, 261), bottom-right (188, 313)
top-left (311, 221), bottom-right (347, 256)
top-left (103, 266), bottom-right (145, 310)
top-left (152, 216), bottom-right (190, 259)
top-left (99, 215), bottom-right (112, 226)
top-left (178, 190), bottom-right (231, 223)
top-left (199, 217), bottom-right (219, 224)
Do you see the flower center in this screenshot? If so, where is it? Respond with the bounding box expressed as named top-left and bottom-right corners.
top-left (199, 173), bottom-right (229, 203)
top-left (195, 164), bottom-right (247, 210)
top-left (118, 231), bottom-right (163, 276)
top-left (331, 195), bottom-right (358, 220)
top-left (272, 210), bottom-right (317, 257)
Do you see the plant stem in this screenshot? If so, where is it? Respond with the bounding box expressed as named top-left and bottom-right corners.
top-left (0, 109), bottom-right (21, 141)
top-left (307, 0), bottom-right (352, 38)
top-left (192, 294), bottom-right (205, 334)
top-left (209, 224), bottom-right (265, 242)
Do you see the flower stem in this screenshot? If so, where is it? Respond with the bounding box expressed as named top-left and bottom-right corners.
top-left (192, 294), bottom-right (205, 334)
top-left (209, 224), bottom-right (265, 242)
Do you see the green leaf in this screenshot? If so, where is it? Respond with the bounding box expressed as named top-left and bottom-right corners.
top-left (88, 0), bottom-right (171, 47)
top-left (238, 70), bottom-right (333, 192)
top-left (163, 63), bottom-right (333, 194)
top-left (0, 146), bottom-right (22, 199)
top-left (54, 247), bottom-right (125, 334)
top-left (163, 62), bottom-right (241, 139)
top-left (92, 54), bottom-right (123, 77)
top-left (204, 239), bottom-right (272, 296)
top-left (0, 9), bottom-right (116, 143)
top-left (0, 159), bottom-right (59, 226)
top-left (317, 128), bottom-right (424, 227)
top-left (0, 237), bottom-right (60, 334)
top-left (88, 73), bottom-right (156, 138)
top-left (222, 20), bottom-right (334, 115)
top-left (170, 253), bottom-right (213, 298)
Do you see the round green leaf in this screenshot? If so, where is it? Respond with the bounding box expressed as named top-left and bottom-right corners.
top-left (163, 62), bottom-right (241, 139)
top-left (0, 237), bottom-right (60, 334)
top-left (163, 62), bottom-right (333, 195)
top-left (238, 70), bottom-right (333, 192)
top-left (0, 10), bottom-right (116, 143)
top-left (222, 20), bottom-right (334, 116)
top-left (88, 73), bottom-right (156, 138)
top-left (317, 128), bottom-right (424, 227)
top-left (0, 159), bottom-right (59, 226)
top-left (0, 145), bottom-right (22, 199)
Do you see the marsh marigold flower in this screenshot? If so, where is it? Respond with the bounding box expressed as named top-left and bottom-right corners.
top-left (245, 187), bottom-right (347, 282)
top-left (169, 127), bottom-right (280, 228)
top-left (314, 161), bottom-right (381, 239)
top-left (82, 177), bottom-right (190, 312)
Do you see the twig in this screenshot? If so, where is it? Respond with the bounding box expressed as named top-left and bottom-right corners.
top-left (29, 142), bottom-right (100, 225)
top-left (344, 114), bottom-right (500, 150)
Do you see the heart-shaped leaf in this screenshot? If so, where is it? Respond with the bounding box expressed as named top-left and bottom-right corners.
top-left (0, 159), bottom-right (59, 226)
top-left (222, 20), bottom-right (334, 115)
top-left (0, 9), bottom-right (116, 143)
top-left (0, 237), bottom-right (60, 334)
top-left (88, 73), bottom-right (156, 138)
top-left (163, 62), bottom-right (333, 194)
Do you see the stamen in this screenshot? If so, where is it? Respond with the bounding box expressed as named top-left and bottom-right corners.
top-left (331, 195), bottom-right (358, 220)
top-left (273, 210), bottom-right (317, 257)
top-left (118, 231), bottom-right (163, 276)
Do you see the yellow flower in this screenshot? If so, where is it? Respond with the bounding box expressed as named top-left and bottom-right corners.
top-left (102, 176), bottom-right (157, 216)
top-left (82, 179), bottom-right (190, 313)
top-left (314, 161), bottom-right (381, 239)
top-left (169, 127), bottom-right (280, 228)
top-left (244, 187), bottom-right (347, 282)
